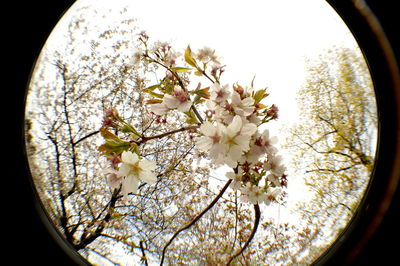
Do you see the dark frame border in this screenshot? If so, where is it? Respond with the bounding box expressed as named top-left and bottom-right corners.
top-left (9, 1), bottom-right (399, 265)
top-left (315, 1), bottom-right (400, 265)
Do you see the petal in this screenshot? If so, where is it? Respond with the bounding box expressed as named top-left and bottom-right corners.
top-left (231, 91), bottom-right (241, 105)
top-left (118, 163), bottom-right (131, 177)
top-left (139, 159), bottom-right (156, 171)
top-left (242, 97), bottom-right (254, 106)
top-left (196, 137), bottom-right (212, 151)
top-left (177, 100), bottom-right (192, 112)
top-left (149, 103), bottom-right (169, 115)
top-left (227, 115), bottom-right (242, 135)
top-left (163, 95), bottom-right (180, 109)
top-left (241, 123), bottom-right (257, 136)
top-left (122, 175), bottom-right (139, 195)
top-left (139, 171), bottom-right (157, 184)
top-left (200, 121), bottom-right (217, 136)
top-left (121, 151), bottom-right (137, 164)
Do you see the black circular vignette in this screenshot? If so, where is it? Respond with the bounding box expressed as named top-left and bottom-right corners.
top-left (8, 1), bottom-right (399, 265)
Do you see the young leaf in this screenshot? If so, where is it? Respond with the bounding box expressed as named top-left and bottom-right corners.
top-left (184, 46), bottom-right (198, 68)
top-left (170, 67), bottom-right (192, 73)
top-left (146, 99), bottom-right (163, 104)
top-left (145, 84), bottom-right (161, 91)
top-left (142, 89), bottom-right (164, 98)
top-left (183, 110), bottom-right (199, 125)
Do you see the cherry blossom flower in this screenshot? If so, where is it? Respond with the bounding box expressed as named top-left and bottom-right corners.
top-left (118, 151), bottom-right (157, 196)
top-left (222, 116), bottom-right (257, 167)
top-left (196, 121), bottom-right (226, 163)
top-left (226, 169), bottom-right (243, 190)
top-left (264, 187), bottom-right (282, 206)
top-left (149, 88), bottom-right (192, 115)
top-left (195, 47), bottom-right (219, 64)
top-left (264, 154), bottom-right (286, 176)
top-left (210, 83), bottom-right (231, 104)
top-left (231, 91), bottom-right (255, 117)
top-left (242, 129), bottom-right (278, 163)
top-left (240, 183), bottom-right (266, 205)
top-left (163, 88), bottom-right (192, 112)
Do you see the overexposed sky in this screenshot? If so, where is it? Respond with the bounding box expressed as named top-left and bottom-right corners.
top-left (57, 0), bottom-right (359, 126)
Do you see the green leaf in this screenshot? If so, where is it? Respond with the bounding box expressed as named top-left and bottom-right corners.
top-left (183, 110), bottom-right (199, 125)
top-left (100, 128), bottom-right (119, 141)
top-left (184, 46), bottom-right (198, 68)
top-left (194, 87), bottom-right (210, 99)
top-left (144, 84), bottom-right (161, 91)
top-left (146, 99), bottom-right (163, 104)
top-left (142, 89), bottom-right (164, 98)
top-left (253, 89), bottom-right (269, 103)
top-left (170, 67), bottom-right (192, 73)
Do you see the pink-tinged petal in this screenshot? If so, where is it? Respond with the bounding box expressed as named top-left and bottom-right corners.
top-left (163, 95), bottom-right (180, 109)
top-left (177, 100), bottom-right (192, 112)
top-left (149, 103), bottom-right (169, 115)
top-left (200, 121), bottom-right (217, 136)
top-left (227, 115), bottom-right (242, 135)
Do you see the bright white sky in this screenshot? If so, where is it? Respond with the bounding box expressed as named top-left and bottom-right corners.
top-left (56, 0), bottom-right (360, 129)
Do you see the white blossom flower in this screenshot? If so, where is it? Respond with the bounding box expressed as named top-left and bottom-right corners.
top-left (267, 173), bottom-right (282, 187)
top-left (226, 170), bottom-right (243, 190)
top-left (163, 88), bottom-right (192, 112)
top-left (264, 154), bottom-right (286, 176)
top-left (149, 88), bottom-right (192, 115)
top-left (222, 115), bottom-right (257, 167)
top-left (149, 102), bottom-right (169, 115)
top-left (242, 129), bottom-right (278, 163)
top-left (195, 47), bottom-right (219, 64)
top-left (240, 183), bottom-right (265, 205)
top-left (196, 121), bottom-right (226, 163)
top-left (210, 83), bottom-right (231, 104)
top-left (118, 151), bottom-right (157, 196)
top-left (231, 91), bottom-right (255, 117)
top-left (264, 187), bottom-right (282, 206)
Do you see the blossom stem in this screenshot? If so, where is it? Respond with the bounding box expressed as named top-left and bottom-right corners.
top-left (136, 125), bottom-right (199, 144)
top-left (226, 204), bottom-right (261, 265)
top-left (160, 179), bottom-right (233, 265)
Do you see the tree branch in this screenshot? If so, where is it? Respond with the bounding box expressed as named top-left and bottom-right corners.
top-left (160, 179), bottom-right (232, 265)
top-left (226, 204), bottom-right (261, 265)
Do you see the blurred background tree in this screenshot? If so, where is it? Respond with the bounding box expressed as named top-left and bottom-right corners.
top-left (283, 46), bottom-right (378, 264)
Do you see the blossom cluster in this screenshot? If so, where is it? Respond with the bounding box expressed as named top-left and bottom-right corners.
top-left (196, 83), bottom-right (287, 205)
top-left (99, 33), bottom-right (287, 205)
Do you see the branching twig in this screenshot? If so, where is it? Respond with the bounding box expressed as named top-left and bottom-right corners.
top-left (160, 179), bottom-right (233, 265)
top-left (226, 204), bottom-right (261, 265)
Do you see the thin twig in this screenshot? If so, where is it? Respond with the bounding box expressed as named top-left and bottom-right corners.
top-left (226, 204), bottom-right (261, 265)
top-left (160, 179), bottom-right (232, 265)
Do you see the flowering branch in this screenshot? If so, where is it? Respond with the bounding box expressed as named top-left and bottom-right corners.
top-left (135, 125), bottom-right (199, 145)
top-left (97, 32), bottom-right (288, 263)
